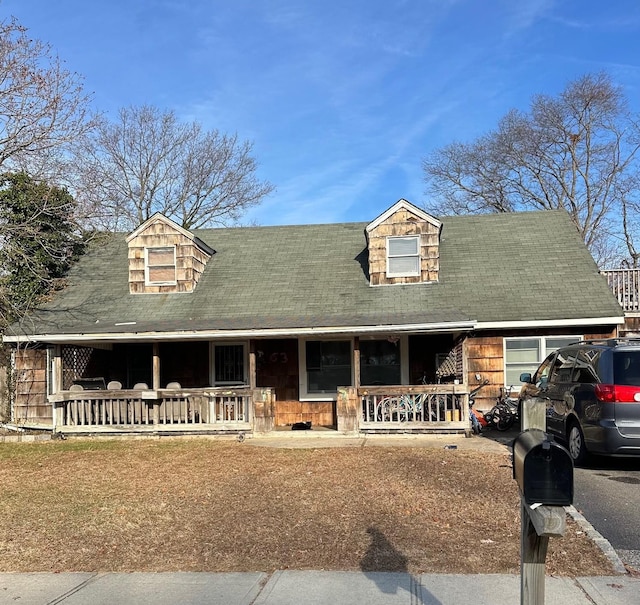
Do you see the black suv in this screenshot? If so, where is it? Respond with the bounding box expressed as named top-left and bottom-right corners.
top-left (519, 338), bottom-right (640, 463)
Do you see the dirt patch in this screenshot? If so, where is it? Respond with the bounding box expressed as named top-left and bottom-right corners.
top-left (0, 439), bottom-right (616, 575)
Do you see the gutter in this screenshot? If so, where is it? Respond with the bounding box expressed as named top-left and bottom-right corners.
top-left (475, 316), bottom-right (624, 330)
top-left (3, 320), bottom-right (478, 344)
top-left (5, 316), bottom-right (623, 345)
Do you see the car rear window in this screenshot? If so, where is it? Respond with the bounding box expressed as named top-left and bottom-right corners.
top-left (613, 351), bottom-right (640, 386)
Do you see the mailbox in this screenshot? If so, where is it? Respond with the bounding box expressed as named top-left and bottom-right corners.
top-left (512, 429), bottom-right (573, 506)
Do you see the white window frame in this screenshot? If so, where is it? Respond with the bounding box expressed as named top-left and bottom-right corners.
top-left (503, 335), bottom-right (582, 387)
top-left (360, 338), bottom-right (402, 386)
top-left (145, 246), bottom-right (177, 286)
top-left (386, 236), bottom-right (420, 278)
top-left (299, 338), bottom-right (354, 401)
top-left (209, 342), bottom-right (248, 386)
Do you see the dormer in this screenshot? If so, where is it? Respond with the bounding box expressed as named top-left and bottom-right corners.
top-left (126, 213), bottom-right (214, 294)
top-left (365, 199), bottom-right (441, 286)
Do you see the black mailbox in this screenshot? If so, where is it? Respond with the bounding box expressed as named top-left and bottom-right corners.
top-left (512, 429), bottom-right (573, 506)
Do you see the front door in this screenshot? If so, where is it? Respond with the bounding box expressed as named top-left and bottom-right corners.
top-left (256, 339), bottom-right (299, 401)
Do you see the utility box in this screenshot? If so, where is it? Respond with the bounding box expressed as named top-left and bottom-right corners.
top-left (513, 429), bottom-right (573, 506)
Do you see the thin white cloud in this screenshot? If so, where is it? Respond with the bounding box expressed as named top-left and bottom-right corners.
top-left (548, 8), bottom-right (640, 31)
top-left (503, 0), bottom-right (555, 32)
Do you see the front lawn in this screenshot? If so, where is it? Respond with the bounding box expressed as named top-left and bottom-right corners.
top-left (0, 438), bottom-right (614, 575)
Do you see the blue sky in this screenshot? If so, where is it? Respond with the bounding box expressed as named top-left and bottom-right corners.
top-left (2, 0), bottom-right (640, 226)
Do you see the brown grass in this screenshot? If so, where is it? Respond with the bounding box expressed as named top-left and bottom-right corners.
top-left (0, 438), bottom-right (615, 575)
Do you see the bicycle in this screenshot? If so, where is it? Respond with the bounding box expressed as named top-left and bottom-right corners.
top-left (484, 386), bottom-right (519, 431)
top-left (373, 390), bottom-right (439, 422)
top-left (376, 392), bottom-right (424, 422)
top-left (369, 373), bottom-right (462, 423)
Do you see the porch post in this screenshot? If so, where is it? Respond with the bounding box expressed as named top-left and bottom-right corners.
top-left (152, 343), bottom-right (160, 389)
top-left (337, 386), bottom-right (359, 433)
top-left (53, 345), bottom-right (63, 393)
top-left (51, 346), bottom-right (63, 430)
top-left (461, 336), bottom-right (469, 383)
top-left (253, 387), bottom-right (275, 433)
top-left (336, 337), bottom-right (361, 433)
top-left (152, 343), bottom-right (161, 424)
top-left (353, 337), bottom-right (361, 389)
top-left (249, 340), bottom-right (257, 390)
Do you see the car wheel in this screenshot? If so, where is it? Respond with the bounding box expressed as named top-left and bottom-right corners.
top-left (567, 422), bottom-right (587, 465)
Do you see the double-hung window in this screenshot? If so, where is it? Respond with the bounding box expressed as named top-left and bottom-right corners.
top-left (145, 246), bottom-right (176, 286)
top-left (504, 336), bottom-right (581, 385)
top-left (387, 236), bottom-right (420, 277)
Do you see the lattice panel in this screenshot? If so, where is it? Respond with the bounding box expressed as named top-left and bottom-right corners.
top-left (61, 346), bottom-right (93, 389)
top-left (435, 339), bottom-right (464, 381)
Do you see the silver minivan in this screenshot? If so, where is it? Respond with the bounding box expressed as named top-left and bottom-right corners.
top-left (519, 339), bottom-right (640, 463)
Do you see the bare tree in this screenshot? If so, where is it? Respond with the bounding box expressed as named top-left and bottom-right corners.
top-left (0, 17), bottom-right (94, 179)
top-left (0, 16), bottom-right (94, 328)
top-left (74, 105), bottom-right (274, 231)
top-left (619, 170), bottom-right (640, 267)
top-left (423, 73), bottom-right (640, 266)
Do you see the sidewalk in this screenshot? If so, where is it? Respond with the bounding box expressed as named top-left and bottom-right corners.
top-left (1, 571), bottom-right (639, 605)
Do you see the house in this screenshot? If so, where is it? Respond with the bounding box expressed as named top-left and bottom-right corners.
top-left (3, 199), bottom-right (624, 436)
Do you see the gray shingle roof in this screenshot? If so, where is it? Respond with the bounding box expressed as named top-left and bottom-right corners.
top-left (6, 209), bottom-right (623, 340)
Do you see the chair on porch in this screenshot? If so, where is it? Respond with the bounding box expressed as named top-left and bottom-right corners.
top-left (67, 384), bottom-right (86, 425)
top-left (163, 382), bottom-right (187, 422)
top-left (129, 383), bottom-right (149, 422)
top-left (106, 380), bottom-right (126, 423)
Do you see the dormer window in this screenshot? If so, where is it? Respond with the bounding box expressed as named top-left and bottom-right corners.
top-left (387, 236), bottom-right (420, 277)
top-left (145, 246), bottom-right (176, 286)
top-left (127, 214), bottom-right (214, 294)
top-left (365, 199), bottom-right (441, 286)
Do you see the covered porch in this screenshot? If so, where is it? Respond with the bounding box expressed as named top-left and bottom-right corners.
top-left (12, 330), bottom-right (474, 436)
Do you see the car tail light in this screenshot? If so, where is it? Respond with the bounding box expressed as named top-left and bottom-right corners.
top-left (595, 384), bottom-right (640, 402)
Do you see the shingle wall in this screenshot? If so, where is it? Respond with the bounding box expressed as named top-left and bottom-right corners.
top-left (127, 220), bottom-right (211, 294)
top-left (367, 207), bottom-right (440, 286)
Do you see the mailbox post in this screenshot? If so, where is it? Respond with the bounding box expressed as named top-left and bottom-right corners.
top-left (513, 420), bottom-right (573, 605)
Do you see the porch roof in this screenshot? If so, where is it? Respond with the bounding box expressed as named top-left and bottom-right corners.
top-left (5, 209), bottom-right (623, 343)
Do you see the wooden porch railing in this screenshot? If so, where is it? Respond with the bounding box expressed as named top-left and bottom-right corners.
top-left (49, 387), bottom-right (253, 430)
top-left (358, 384), bottom-right (470, 431)
top-left (601, 269), bottom-right (640, 312)
top-left (48, 383), bottom-right (470, 434)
